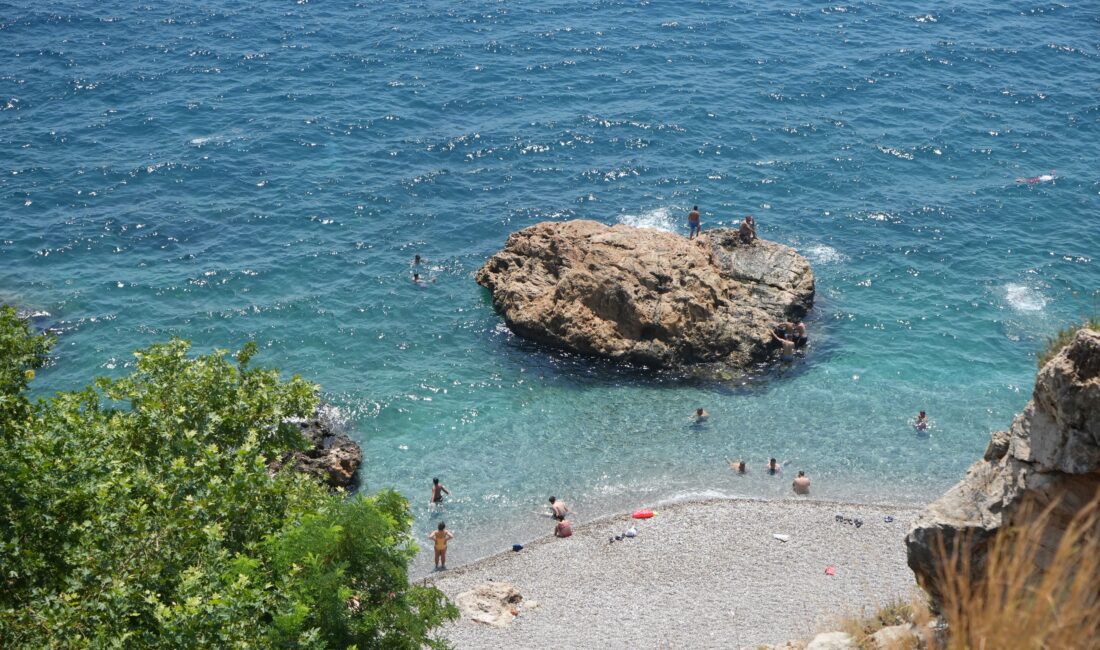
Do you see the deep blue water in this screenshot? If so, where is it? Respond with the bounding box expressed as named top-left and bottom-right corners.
top-left (2, 1), bottom-right (1098, 572)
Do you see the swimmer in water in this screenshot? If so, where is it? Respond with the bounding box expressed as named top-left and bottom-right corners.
top-left (694, 408), bottom-right (709, 423)
top-left (915, 410), bottom-right (929, 431)
top-left (430, 477), bottom-right (450, 506)
top-left (726, 458), bottom-right (747, 474)
top-left (773, 330), bottom-right (796, 361)
top-left (1016, 171), bottom-right (1056, 184)
top-left (765, 457), bottom-right (783, 475)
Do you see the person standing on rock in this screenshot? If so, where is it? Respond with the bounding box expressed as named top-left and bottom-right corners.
top-left (688, 205), bottom-right (701, 239)
top-left (428, 521), bottom-right (454, 570)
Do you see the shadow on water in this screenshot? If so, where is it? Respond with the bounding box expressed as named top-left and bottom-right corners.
top-left (482, 314), bottom-right (843, 396)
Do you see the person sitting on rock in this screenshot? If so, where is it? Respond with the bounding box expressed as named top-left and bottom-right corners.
top-left (738, 215), bottom-right (757, 244)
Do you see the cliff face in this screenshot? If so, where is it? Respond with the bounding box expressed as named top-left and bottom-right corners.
top-left (906, 328), bottom-right (1100, 603)
top-left (475, 220), bottom-right (814, 371)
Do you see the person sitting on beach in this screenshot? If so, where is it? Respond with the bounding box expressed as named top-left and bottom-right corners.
top-left (554, 518), bottom-right (573, 538)
top-left (772, 330), bottom-right (796, 361)
top-left (430, 477), bottom-right (450, 505)
top-left (549, 496), bottom-right (569, 521)
top-left (765, 458), bottom-right (783, 475)
top-left (688, 205), bottom-right (701, 239)
top-left (792, 470), bottom-right (811, 495)
top-left (693, 408), bottom-right (709, 423)
top-left (915, 410), bottom-right (929, 431)
top-left (726, 458), bottom-right (747, 474)
top-left (428, 521), bottom-right (454, 570)
top-left (738, 215), bottom-right (757, 244)
top-left (793, 320), bottom-right (808, 347)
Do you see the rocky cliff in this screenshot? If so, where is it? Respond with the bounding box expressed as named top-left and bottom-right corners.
top-left (475, 220), bottom-right (814, 371)
top-left (906, 328), bottom-right (1100, 603)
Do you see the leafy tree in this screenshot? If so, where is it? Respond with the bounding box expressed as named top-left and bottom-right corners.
top-left (0, 319), bottom-right (456, 648)
top-left (0, 304), bottom-right (53, 428)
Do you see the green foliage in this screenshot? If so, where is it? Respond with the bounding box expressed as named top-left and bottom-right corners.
top-left (0, 304), bottom-right (53, 427)
top-left (1037, 317), bottom-right (1100, 368)
top-left (0, 332), bottom-right (457, 648)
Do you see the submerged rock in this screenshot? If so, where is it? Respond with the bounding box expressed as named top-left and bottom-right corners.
top-left (476, 220), bottom-right (814, 371)
top-left (455, 582), bottom-right (523, 627)
top-left (906, 328), bottom-right (1100, 605)
top-left (273, 409), bottom-right (363, 489)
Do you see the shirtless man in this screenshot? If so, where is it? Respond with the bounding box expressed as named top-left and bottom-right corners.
top-left (549, 496), bottom-right (569, 521)
top-left (772, 330), bottom-right (796, 361)
top-left (688, 205), bottom-right (701, 239)
top-left (726, 458), bottom-right (747, 474)
top-left (792, 470), bottom-right (811, 495)
top-left (430, 477), bottom-right (450, 506)
top-left (793, 321), bottom-right (808, 347)
top-left (694, 408), bottom-right (709, 423)
top-left (765, 458), bottom-right (783, 475)
top-left (738, 215), bottom-right (757, 244)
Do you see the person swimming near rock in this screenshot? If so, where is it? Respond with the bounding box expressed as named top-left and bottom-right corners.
top-left (772, 330), bottom-right (796, 361)
top-left (793, 320), bottom-right (808, 347)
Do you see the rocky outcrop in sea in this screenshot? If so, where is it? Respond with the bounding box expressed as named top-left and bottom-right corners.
top-left (273, 408), bottom-right (363, 489)
top-left (476, 220), bottom-right (814, 372)
top-left (906, 328), bottom-right (1100, 604)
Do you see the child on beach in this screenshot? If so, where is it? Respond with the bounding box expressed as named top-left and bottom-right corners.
top-left (428, 521), bottom-right (454, 570)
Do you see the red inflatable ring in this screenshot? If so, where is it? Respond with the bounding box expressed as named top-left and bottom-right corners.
top-left (632, 509), bottom-right (654, 519)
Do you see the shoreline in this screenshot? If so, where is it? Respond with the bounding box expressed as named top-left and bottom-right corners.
top-left (415, 494), bottom-right (921, 580)
top-left (424, 497), bottom-right (924, 649)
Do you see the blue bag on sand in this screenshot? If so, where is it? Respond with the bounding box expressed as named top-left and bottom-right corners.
top-left (512, 544), bottom-right (523, 552)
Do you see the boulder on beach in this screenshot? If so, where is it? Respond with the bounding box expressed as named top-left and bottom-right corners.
top-left (906, 328), bottom-right (1100, 605)
top-left (272, 410), bottom-right (363, 489)
top-left (475, 220), bottom-right (814, 372)
top-left (455, 582), bottom-right (523, 627)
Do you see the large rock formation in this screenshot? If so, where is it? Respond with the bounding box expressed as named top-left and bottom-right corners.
top-left (906, 328), bottom-right (1100, 604)
top-left (476, 220), bottom-right (814, 371)
top-left (272, 409), bottom-right (363, 489)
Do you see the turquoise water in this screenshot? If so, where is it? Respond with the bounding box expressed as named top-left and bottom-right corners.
top-left (2, 1), bottom-right (1098, 572)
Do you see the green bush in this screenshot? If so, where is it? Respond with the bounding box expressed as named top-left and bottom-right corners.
top-left (0, 313), bottom-right (456, 648)
top-left (1037, 317), bottom-right (1100, 368)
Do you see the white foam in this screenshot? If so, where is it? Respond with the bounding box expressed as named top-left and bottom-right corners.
top-left (804, 244), bottom-right (845, 264)
top-left (1004, 283), bottom-right (1047, 312)
top-left (618, 207), bottom-right (678, 232)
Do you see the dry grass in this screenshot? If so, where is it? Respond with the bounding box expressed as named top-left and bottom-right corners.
top-left (1036, 320), bottom-right (1099, 368)
top-left (931, 493), bottom-right (1100, 650)
top-left (836, 598), bottom-right (930, 649)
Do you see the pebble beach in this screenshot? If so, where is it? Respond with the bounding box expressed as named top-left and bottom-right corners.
top-left (427, 498), bottom-right (922, 650)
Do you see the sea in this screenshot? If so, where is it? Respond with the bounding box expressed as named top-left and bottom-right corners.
top-left (2, 0), bottom-right (1097, 574)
